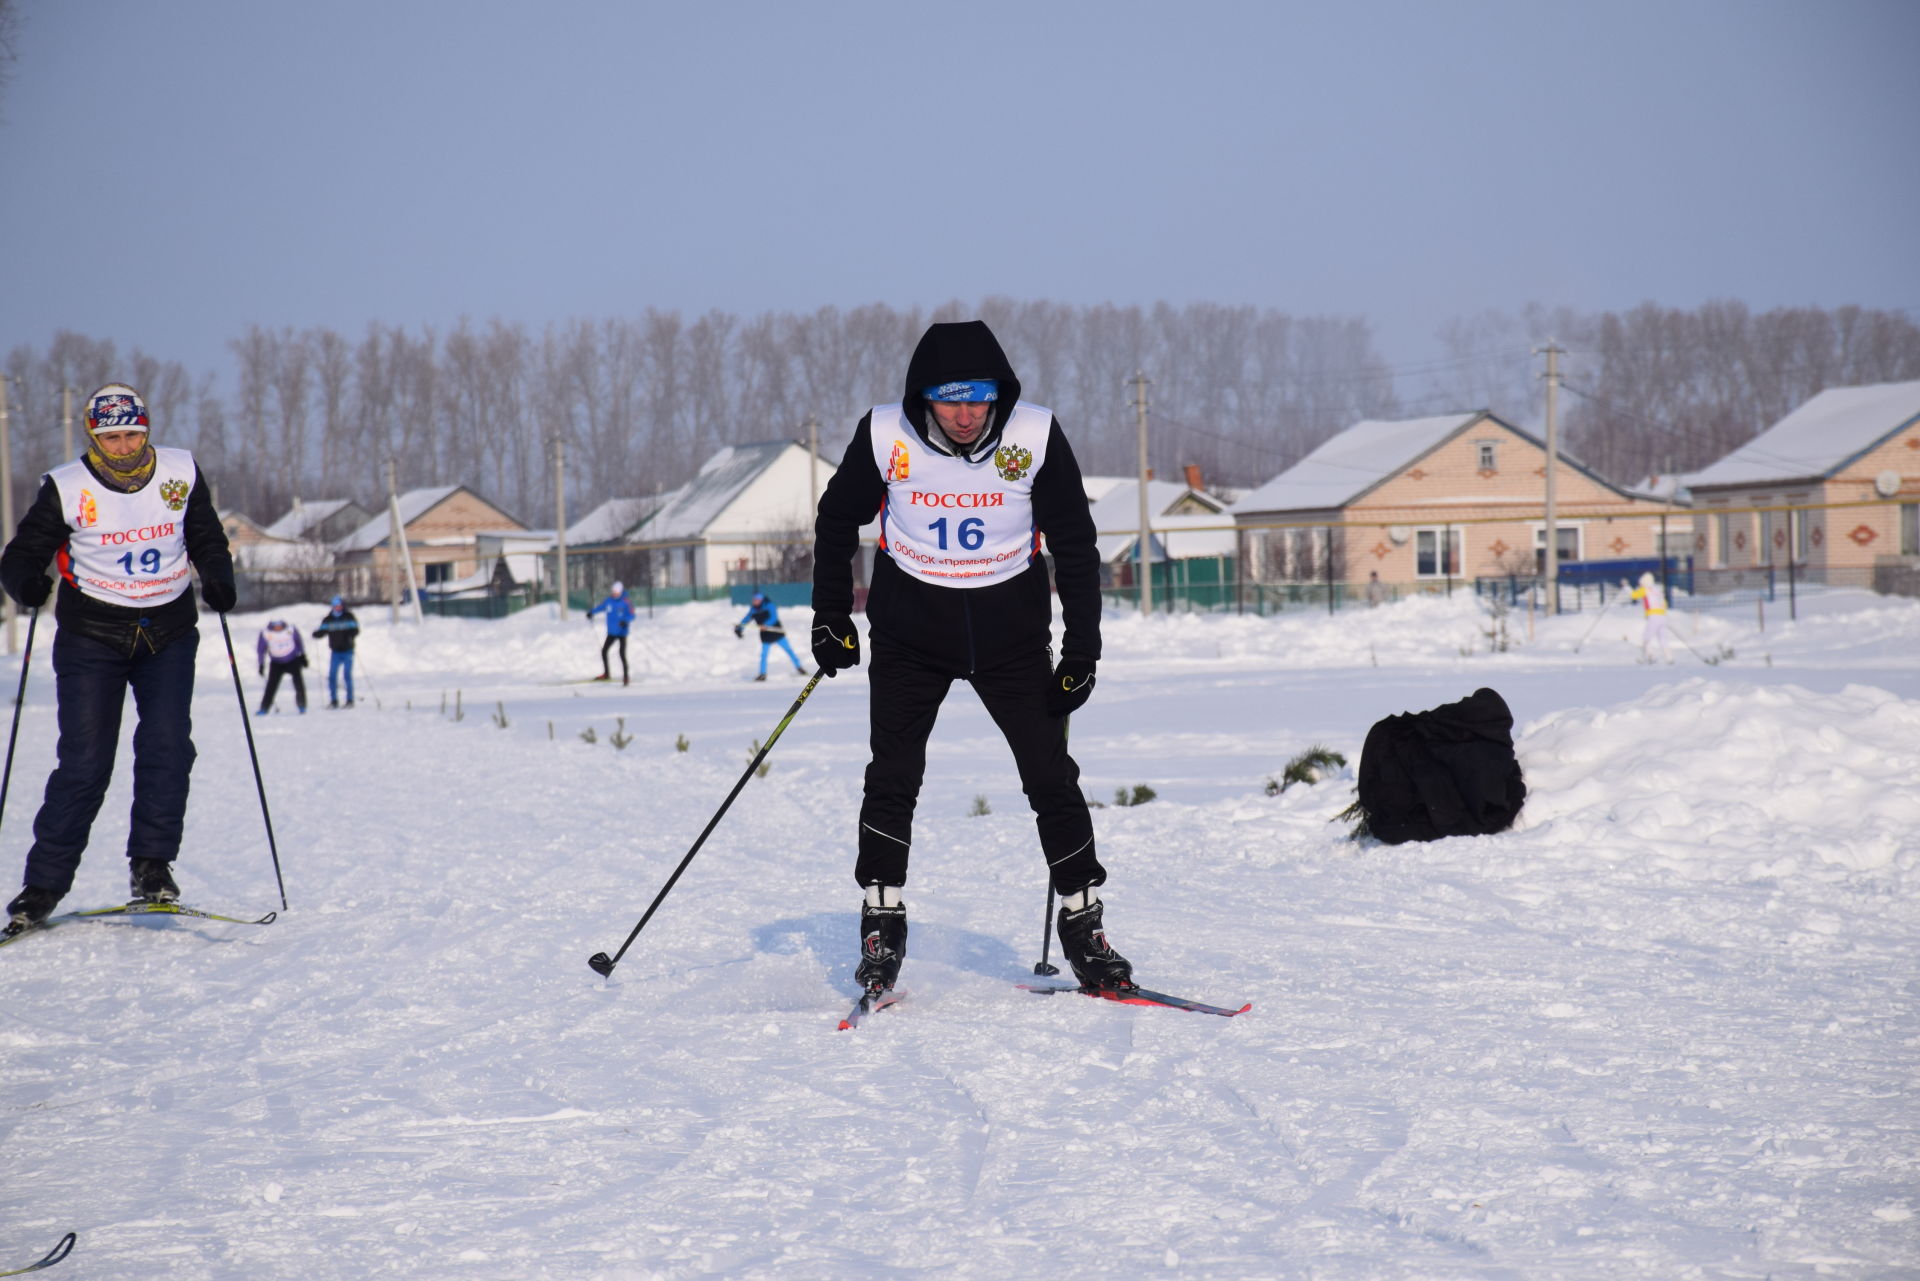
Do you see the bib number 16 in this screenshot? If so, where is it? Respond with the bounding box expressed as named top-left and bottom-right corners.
top-left (117, 548), bottom-right (163, 576)
top-left (929, 517), bottom-right (985, 551)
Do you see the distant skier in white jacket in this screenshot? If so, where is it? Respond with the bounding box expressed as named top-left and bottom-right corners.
top-left (1630, 571), bottom-right (1672, 664)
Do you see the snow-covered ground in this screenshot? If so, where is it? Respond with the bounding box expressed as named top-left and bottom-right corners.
top-left (1, 589), bottom-right (1916, 1279)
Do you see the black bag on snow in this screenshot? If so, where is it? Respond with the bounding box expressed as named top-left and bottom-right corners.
top-left (1356, 687), bottom-right (1526, 844)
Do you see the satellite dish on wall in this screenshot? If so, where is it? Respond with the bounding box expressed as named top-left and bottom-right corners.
top-left (1875, 470), bottom-right (1901, 498)
top-left (1387, 525), bottom-right (1411, 545)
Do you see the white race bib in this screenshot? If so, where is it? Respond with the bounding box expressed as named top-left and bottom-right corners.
top-left (48, 447), bottom-right (198, 608)
top-left (870, 402), bottom-right (1052, 588)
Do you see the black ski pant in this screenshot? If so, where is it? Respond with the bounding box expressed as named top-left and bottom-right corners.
top-left (600, 634), bottom-right (627, 679)
top-left (23, 628), bottom-right (198, 895)
top-left (260, 660), bottom-right (306, 712)
top-left (856, 637), bottom-right (1103, 895)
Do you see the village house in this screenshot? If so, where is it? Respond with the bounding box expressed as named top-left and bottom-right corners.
top-left (263, 497), bottom-right (376, 546)
top-left (1231, 411), bottom-right (1674, 592)
top-left (1089, 467), bottom-right (1238, 604)
top-left (1685, 379), bottom-right (1920, 596)
top-left (333, 486), bottom-right (527, 600)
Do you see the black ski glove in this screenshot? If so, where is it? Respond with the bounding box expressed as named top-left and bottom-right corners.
top-left (9, 574), bottom-right (52, 609)
top-left (200, 570), bottom-right (237, 614)
top-left (733, 625), bottom-right (744, 638)
top-left (1046, 656), bottom-right (1097, 718)
top-left (811, 613), bottom-right (860, 677)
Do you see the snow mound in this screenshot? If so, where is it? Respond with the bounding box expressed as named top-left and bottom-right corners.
top-left (1516, 679), bottom-right (1920, 876)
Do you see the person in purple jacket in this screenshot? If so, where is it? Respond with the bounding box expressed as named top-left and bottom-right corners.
top-left (255, 618), bottom-right (308, 715)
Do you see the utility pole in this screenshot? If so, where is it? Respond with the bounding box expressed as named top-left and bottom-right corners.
top-left (386, 458), bottom-right (402, 626)
top-left (0, 377), bottom-right (14, 653)
top-left (1130, 371), bottom-right (1153, 615)
top-left (552, 431), bottom-right (569, 620)
top-left (62, 385), bottom-right (76, 461)
top-left (1535, 341), bottom-right (1563, 614)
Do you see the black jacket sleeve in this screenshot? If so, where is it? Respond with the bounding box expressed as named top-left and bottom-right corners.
top-left (0, 477), bottom-right (70, 604)
top-left (183, 471), bottom-right (235, 585)
top-left (811, 413), bottom-right (885, 617)
top-left (1031, 421), bottom-right (1102, 663)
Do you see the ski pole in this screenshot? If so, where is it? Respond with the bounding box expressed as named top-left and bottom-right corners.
top-left (219, 614), bottom-right (289, 911)
top-left (589, 669), bottom-right (827, 978)
top-left (1032, 712), bottom-right (1068, 976)
top-left (1571, 591), bottom-right (1617, 653)
top-left (0, 608), bottom-right (40, 836)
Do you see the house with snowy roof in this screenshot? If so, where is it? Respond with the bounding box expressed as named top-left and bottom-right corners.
top-left (264, 497), bottom-right (375, 546)
top-left (614, 441), bottom-right (837, 592)
top-left (1686, 379), bottom-right (1920, 590)
top-left (1089, 471), bottom-right (1238, 599)
top-left (333, 485), bottom-right (527, 599)
top-left (1232, 411), bottom-right (1670, 589)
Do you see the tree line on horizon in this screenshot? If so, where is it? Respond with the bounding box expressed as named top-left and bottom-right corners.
top-left (5, 299), bottom-right (1917, 532)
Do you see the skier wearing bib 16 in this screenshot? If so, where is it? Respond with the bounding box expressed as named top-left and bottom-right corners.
top-left (810, 319), bottom-right (1132, 999)
top-left (0, 383), bottom-right (237, 938)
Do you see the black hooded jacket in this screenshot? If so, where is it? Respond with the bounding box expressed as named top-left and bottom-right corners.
top-left (812, 320), bottom-right (1101, 673)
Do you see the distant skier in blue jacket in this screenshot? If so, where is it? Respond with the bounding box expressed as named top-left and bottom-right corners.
top-left (588, 581), bottom-right (637, 684)
top-left (735, 592), bottom-right (807, 682)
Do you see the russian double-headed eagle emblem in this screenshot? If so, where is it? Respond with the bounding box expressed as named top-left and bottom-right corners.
top-left (993, 444), bottom-right (1032, 483)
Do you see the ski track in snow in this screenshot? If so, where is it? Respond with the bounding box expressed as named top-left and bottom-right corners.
top-left (1, 590), bottom-right (1916, 1279)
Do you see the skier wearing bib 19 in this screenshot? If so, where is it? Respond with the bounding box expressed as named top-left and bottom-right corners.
top-left (0, 383), bottom-right (237, 938)
top-left (810, 320), bottom-right (1132, 998)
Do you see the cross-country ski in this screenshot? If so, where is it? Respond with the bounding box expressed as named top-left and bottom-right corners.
top-left (0, 1232), bottom-right (74, 1277)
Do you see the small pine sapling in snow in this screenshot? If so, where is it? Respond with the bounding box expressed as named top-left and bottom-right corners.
top-left (453, 690), bottom-right (464, 722)
top-left (1114, 784), bottom-right (1157, 807)
top-left (580, 726), bottom-right (598, 744)
top-left (610, 717), bottom-right (633, 750)
top-left (1273, 745), bottom-right (1347, 794)
top-left (969, 794), bottom-right (991, 817)
top-left (675, 733), bottom-right (690, 753)
top-left (492, 701), bottom-right (509, 729)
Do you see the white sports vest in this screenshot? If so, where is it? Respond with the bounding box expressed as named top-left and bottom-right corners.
top-left (870, 402), bottom-right (1052, 588)
top-left (47, 447), bottom-right (198, 608)
top-left (262, 627), bottom-right (299, 660)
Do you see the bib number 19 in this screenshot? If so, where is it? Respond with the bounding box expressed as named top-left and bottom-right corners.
top-left (929, 517), bottom-right (985, 551)
top-left (117, 548), bottom-right (162, 576)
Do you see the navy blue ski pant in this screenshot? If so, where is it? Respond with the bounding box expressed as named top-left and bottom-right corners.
top-left (856, 637), bottom-right (1103, 896)
top-left (22, 627), bottom-right (199, 895)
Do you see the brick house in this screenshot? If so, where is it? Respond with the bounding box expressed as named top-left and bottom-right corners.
top-left (1686, 379), bottom-right (1920, 592)
top-left (334, 486), bottom-right (527, 598)
top-left (1232, 411), bottom-right (1672, 588)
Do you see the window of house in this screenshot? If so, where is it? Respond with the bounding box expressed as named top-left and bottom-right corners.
top-left (1415, 527), bottom-right (1462, 578)
top-left (1531, 525), bottom-right (1580, 573)
top-left (1902, 503), bottom-right (1918, 556)
top-left (1714, 510), bottom-right (1732, 568)
top-left (424, 562), bottom-right (451, 586)
top-left (1792, 507), bottom-right (1813, 564)
top-left (1477, 441), bottom-right (1497, 471)
top-left (1756, 509), bottom-right (1773, 566)
top-left (1655, 528), bottom-right (1691, 561)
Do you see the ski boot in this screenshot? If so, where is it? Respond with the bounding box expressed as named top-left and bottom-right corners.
top-left (855, 886), bottom-right (907, 994)
top-left (5, 885), bottom-right (62, 938)
top-left (1056, 890), bottom-right (1135, 991)
top-left (129, 858), bottom-right (180, 905)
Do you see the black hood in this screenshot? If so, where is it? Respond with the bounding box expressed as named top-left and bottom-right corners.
top-left (901, 321), bottom-right (1023, 460)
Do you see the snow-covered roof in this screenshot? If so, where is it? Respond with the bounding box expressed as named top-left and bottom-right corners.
top-left (1688, 380), bottom-right (1920, 489)
top-left (336, 486), bottom-right (462, 552)
top-left (265, 498), bottom-right (356, 541)
top-left (1090, 479), bottom-right (1238, 561)
top-left (1234, 413), bottom-right (1485, 514)
top-left (566, 495), bottom-right (666, 546)
top-left (1081, 475), bottom-right (1133, 504)
top-left (638, 442), bottom-right (799, 542)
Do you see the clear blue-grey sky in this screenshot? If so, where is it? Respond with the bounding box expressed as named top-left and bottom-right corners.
top-left (2, 0), bottom-right (1916, 390)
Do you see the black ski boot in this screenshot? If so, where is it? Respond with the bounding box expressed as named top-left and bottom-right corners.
top-left (129, 858), bottom-right (180, 905)
top-left (1057, 894), bottom-right (1135, 991)
top-left (5, 885), bottom-right (62, 938)
top-left (855, 891), bottom-right (907, 993)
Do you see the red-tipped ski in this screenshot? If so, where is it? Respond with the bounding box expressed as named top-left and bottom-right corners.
top-left (838, 988), bottom-right (904, 1030)
top-left (1017, 982), bottom-right (1250, 1018)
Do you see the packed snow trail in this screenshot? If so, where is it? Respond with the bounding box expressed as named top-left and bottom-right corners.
top-left (0, 592), bottom-right (1915, 1278)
